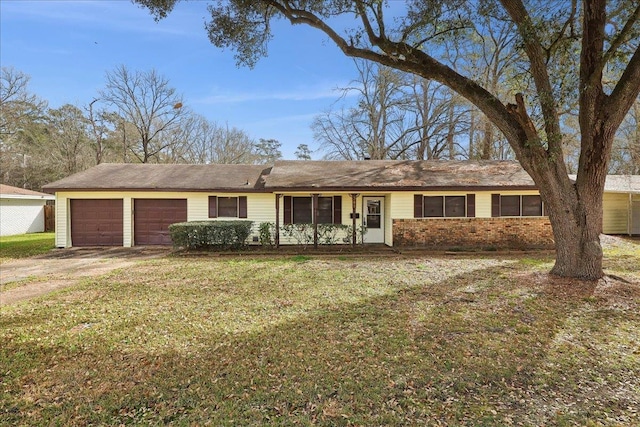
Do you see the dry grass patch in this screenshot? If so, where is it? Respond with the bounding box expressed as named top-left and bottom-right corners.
top-left (1, 243), bottom-right (638, 426)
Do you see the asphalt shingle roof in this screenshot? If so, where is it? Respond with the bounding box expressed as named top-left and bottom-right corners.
top-left (263, 160), bottom-right (537, 190)
top-left (603, 175), bottom-right (640, 194)
top-left (42, 163), bottom-right (270, 193)
top-left (0, 184), bottom-right (53, 198)
top-left (41, 161), bottom-right (639, 194)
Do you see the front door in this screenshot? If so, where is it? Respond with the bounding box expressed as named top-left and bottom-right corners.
top-left (363, 197), bottom-right (384, 243)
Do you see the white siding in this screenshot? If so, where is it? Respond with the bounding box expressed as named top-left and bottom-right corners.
top-left (632, 195), bottom-right (640, 235)
top-left (123, 198), bottom-right (133, 247)
top-left (246, 193), bottom-right (277, 241)
top-left (0, 198), bottom-right (48, 236)
top-left (388, 193), bottom-right (414, 220)
top-left (188, 194), bottom-right (209, 221)
top-left (387, 190), bottom-right (542, 220)
top-left (475, 192), bottom-right (493, 218)
top-left (54, 191), bottom-right (275, 247)
top-left (603, 192), bottom-right (629, 234)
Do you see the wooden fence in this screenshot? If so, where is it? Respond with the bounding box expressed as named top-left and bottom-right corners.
top-left (44, 204), bottom-right (55, 232)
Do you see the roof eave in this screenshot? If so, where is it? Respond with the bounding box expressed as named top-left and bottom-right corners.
top-left (265, 185), bottom-right (540, 193)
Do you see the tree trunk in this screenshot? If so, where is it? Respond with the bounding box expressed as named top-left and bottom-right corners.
top-left (481, 119), bottom-right (493, 160)
top-left (544, 190), bottom-right (604, 280)
top-left (525, 132), bottom-right (611, 281)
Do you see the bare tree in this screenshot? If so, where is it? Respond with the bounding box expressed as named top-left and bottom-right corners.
top-left (164, 114), bottom-right (257, 164)
top-left (0, 67), bottom-right (46, 137)
top-left (0, 67), bottom-right (48, 187)
top-left (46, 104), bottom-right (92, 176)
top-left (101, 65), bottom-right (186, 163)
top-left (86, 99), bottom-right (119, 165)
top-left (611, 99), bottom-right (640, 174)
top-left (313, 60), bottom-right (413, 160)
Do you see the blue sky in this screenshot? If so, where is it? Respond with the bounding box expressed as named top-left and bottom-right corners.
top-left (0, 0), bottom-right (361, 159)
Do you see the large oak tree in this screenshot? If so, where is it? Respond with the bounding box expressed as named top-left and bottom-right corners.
top-left (136, 0), bottom-right (640, 280)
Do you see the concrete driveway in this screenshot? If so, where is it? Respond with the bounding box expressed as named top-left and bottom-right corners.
top-left (1, 247), bottom-right (169, 306)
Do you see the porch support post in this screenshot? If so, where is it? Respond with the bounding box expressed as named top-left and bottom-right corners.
top-left (275, 194), bottom-right (281, 248)
top-left (312, 193), bottom-right (319, 249)
top-left (350, 193), bottom-right (358, 247)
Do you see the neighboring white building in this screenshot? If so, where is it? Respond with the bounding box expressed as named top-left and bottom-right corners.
top-left (0, 184), bottom-right (55, 236)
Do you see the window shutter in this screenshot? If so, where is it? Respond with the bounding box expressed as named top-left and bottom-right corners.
top-left (333, 196), bottom-right (342, 224)
top-left (284, 196), bottom-right (292, 224)
top-left (208, 196), bottom-right (217, 218)
top-left (414, 194), bottom-right (424, 218)
top-left (491, 194), bottom-right (500, 217)
top-left (466, 194), bottom-right (476, 217)
top-left (238, 196), bottom-right (248, 218)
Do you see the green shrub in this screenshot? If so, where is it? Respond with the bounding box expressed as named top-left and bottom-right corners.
top-left (317, 223), bottom-right (348, 245)
top-left (258, 222), bottom-right (275, 247)
top-left (342, 224), bottom-right (368, 244)
top-left (281, 223), bottom-right (314, 247)
top-left (169, 221), bottom-right (253, 250)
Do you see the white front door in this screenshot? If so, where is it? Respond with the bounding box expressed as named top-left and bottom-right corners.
top-left (363, 197), bottom-right (385, 243)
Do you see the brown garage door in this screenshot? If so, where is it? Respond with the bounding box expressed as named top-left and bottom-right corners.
top-left (71, 199), bottom-right (123, 246)
top-left (134, 199), bottom-right (187, 245)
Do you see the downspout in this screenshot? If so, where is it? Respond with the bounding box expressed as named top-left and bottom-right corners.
top-left (350, 193), bottom-right (358, 247)
top-left (275, 194), bottom-right (281, 248)
top-left (312, 193), bottom-right (319, 249)
top-left (630, 193), bottom-right (632, 236)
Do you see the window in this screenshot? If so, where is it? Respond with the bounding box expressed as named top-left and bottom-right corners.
top-left (424, 196), bottom-right (444, 217)
top-left (316, 197), bottom-right (334, 224)
top-left (209, 196), bottom-right (247, 218)
top-left (284, 196), bottom-right (342, 224)
top-left (522, 195), bottom-right (543, 216)
top-left (444, 196), bottom-right (465, 217)
top-left (491, 194), bottom-right (544, 217)
top-left (415, 194), bottom-right (473, 218)
top-left (500, 195), bottom-right (521, 216)
top-left (293, 197), bottom-right (313, 223)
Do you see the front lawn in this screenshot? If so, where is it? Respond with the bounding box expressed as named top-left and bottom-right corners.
top-left (1, 242), bottom-right (638, 425)
top-left (0, 232), bottom-right (55, 262)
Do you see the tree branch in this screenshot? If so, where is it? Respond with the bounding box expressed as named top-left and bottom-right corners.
top-left (601, 2), bottom-right (640, 69)
top-left (500, 0), bottom-right (562, 157)
top-left (605, 45), bottom-right (640, 130)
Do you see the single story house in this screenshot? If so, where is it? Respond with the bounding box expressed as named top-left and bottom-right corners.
top-left (0, 184), bottom-right (55, 236)
top-left (42, 160), bottom-right (640, 249)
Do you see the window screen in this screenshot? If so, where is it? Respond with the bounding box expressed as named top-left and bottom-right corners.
top-left (424, 196), bottom-right (444, 217)
top-left (293, 197), bottom-right (312, 223)
top-left (522, 195), bottom-right (543, 216)
top-left (444, 196), bottom-right (465, 217)
top-left (217, 197), bottom-right (238, 217)
top-left (500, 195), bottom-right (521, 216)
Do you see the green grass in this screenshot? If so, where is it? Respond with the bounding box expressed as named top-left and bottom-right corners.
top-left (0, 244), bottom-right (639, 426)
top-left (0, 232), bottom-right (55, 262)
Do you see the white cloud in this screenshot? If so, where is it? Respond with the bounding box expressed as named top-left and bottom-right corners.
top-left (193, 83), bottom-right (356, 105)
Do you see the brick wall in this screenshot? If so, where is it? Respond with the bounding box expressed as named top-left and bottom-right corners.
top-left (393, 217), bottom-right (555, 250)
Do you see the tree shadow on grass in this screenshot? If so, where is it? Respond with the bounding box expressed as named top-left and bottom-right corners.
top-left (1, 257), bottom-right (638, 426)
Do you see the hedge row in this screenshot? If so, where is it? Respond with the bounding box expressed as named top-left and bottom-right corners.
top-left (168, 221), bottom-right (253, 250)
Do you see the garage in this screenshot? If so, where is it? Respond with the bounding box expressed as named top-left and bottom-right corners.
top-left (71, 199), bottom-right (123, 246)
top-left (134, 199), bottom-right (187, 245)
